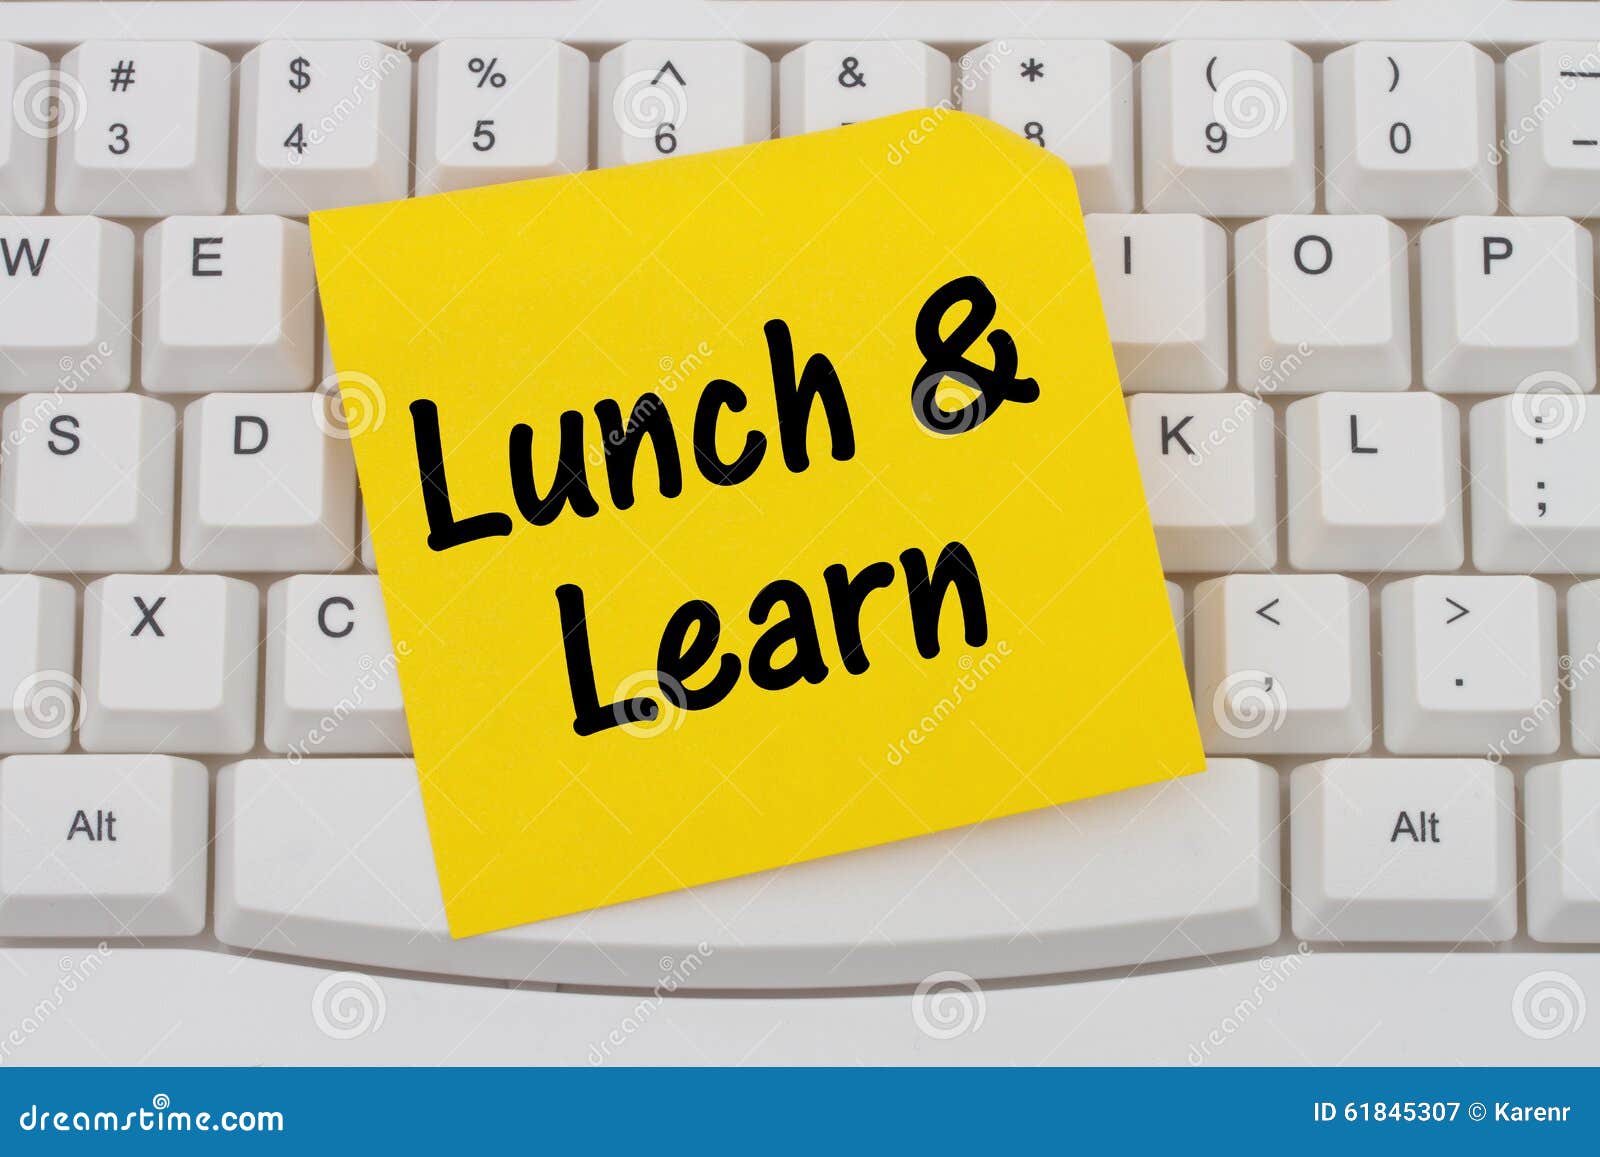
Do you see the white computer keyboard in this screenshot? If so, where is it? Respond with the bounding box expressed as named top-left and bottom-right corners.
top-left (4, 0), bottom-right (1600, 1065)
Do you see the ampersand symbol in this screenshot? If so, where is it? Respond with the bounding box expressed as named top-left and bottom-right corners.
top-left (838, 57), bottom-right (867, 88)
top-left (910, 276), bottom-right (1039, 435)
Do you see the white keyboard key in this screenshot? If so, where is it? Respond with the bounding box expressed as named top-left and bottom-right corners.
top-left (1470, 393), bottom-right (1600, 573)
top-left (1142, 40), bottom-right (1314, 216)
top-left (599, 40), bottom-right (770, 167)
top-left (238, 40), bottom-right (411, 213)
top-left (81, 574), bottom-right (257, 754)
top-left (1286, 391), bottom-right (1463, 571)
top-left (1506, 43), bottom-right (1600, 216)
top-left (216, 757), bottom-right (1279, 986)
top-left (0, 393), bottom-right (175, 572)
top-left (419, 39), bottom-right (589, 193)
top-left (0, 215), bottom-right (132, 392)
top-left (1525, 760), bottom-right (1600, 942)
top-left (1421, 216), bottom-right (1596, 394)
top-left (1323, 42), bottom-right (1496, 218)
top-left (961, 40), bottom-right (1133, 211)
top-left (180, 393), bottom-right (358, 572)
top-left (1290, 758), bottom-right (1516, 943)
top-left (779, 41), bottom-right (951, 136)
top-left (55, 41), bottom-right (229, 216)
top-left (1381, 575), bottom-right (1558, 756)
top-left (318, 311), bottom-right (336, 383)
top-left (1569, 583), bottom-right (1600, 755)
top-left (0, 43), bottom-right (50, 214)
top-left (359, 505), bottom-right (376, 570)
top-left (0, 577), bottom-right (77, 754)
top-left (0, 754), bottom-right (208, 937)
top-left (1234, 215), bottom-right (1410, 392)
top-left (1085, 214), bottom-right (1228, 391)
top-left (1128, 392), bottom-right (1276, 572)
top-left (265, 575), bottom-right (409, 756)
top-left (1167, 580), bottom-right (1186, 665)
top-left (142, 215), bottom-right (316, 393)
top-left (1193, 574), bottom-right (1371, 754)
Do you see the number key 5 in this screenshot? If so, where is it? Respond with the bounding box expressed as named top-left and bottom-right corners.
top-left (418, 39), bottom-right (589, 194)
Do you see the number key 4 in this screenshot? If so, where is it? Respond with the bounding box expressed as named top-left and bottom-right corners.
top-left (237, 40), bottom-right (411, 214)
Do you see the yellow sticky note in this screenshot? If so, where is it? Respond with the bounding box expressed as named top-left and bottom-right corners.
top-left (311, 110), bottom-right (1203, 937)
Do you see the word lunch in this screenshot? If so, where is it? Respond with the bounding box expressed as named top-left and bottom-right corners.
top-left (410, 277), bottom-right (1038, 735)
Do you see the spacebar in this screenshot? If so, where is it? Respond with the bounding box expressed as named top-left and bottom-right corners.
top-left (214, 759), bottom-right (1280, 989)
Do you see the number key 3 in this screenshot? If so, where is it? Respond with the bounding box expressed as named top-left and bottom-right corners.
top-left (55, 41), bottom-right (230, 216)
